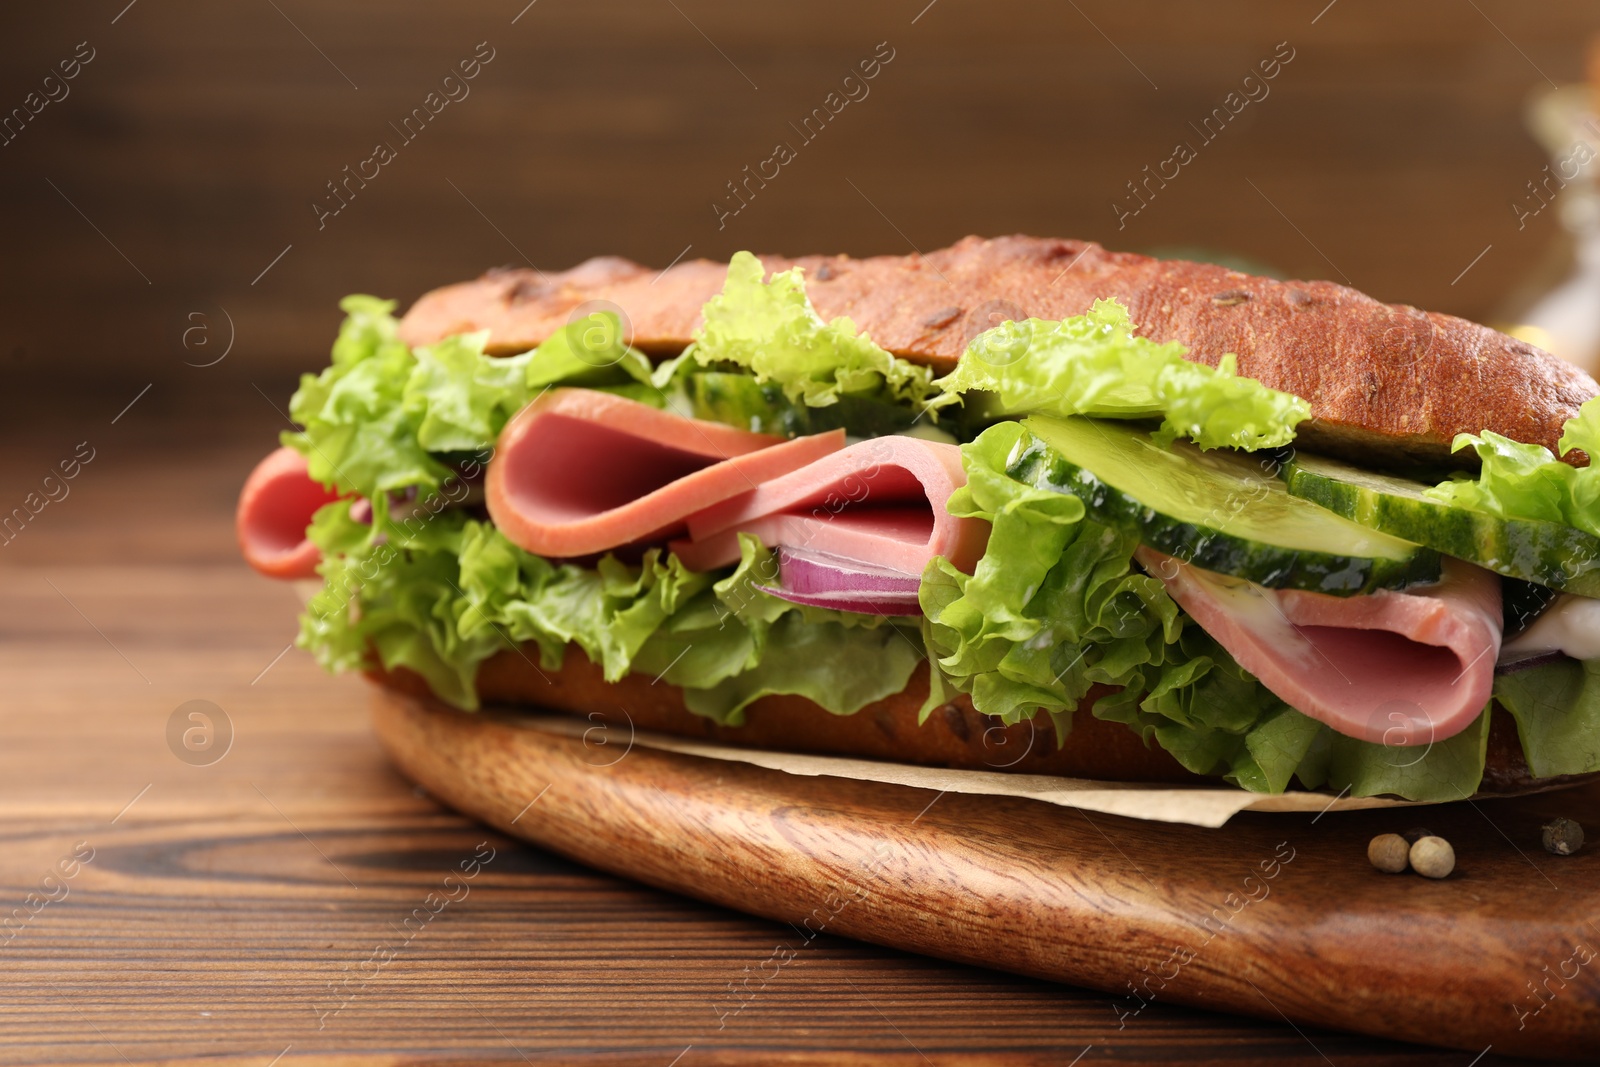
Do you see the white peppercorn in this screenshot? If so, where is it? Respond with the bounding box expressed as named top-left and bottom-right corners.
top-left (1368, 833), bottom-right (1410, 874)
top-left (1409, 835), bottom-right (1455, 879)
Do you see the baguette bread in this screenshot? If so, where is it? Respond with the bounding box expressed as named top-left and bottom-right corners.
top-left (398, 234), bottom-right (1598, 467)
top-left (373, 236), bottom-right (1600, 796)
top-left (371, 653), bottom-right (1583, 795)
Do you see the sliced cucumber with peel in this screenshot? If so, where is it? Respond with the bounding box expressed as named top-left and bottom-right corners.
top-left (1281, 451), bottom-right (1600, 597)
top-left (1017, 415), bottom-right (1440, 595)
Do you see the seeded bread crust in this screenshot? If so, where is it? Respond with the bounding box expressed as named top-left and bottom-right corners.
top-left (397, 234), bottom-right (1598, 467)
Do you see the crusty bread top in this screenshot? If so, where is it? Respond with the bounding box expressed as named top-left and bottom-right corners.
top-left (397, 235), bottom-right (1597, 466)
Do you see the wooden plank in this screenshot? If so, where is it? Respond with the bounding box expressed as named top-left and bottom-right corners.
top-left (0, 807), bottom-right (1549, 1066)
top-left (369, 686), bottom-right (1600, 1060)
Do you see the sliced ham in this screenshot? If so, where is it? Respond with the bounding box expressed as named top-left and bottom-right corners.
top-left (485, 388), bottom-right (845, 559)
top-left (671, 437), bottom-right (990, 576)
top-left (237, 447), bottom-right (342, 579)
top-left (1136, 548), bottom-right (1502, 745)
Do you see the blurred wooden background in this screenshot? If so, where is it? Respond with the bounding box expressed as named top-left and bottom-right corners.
top-left (0, 0), bottom-right (1596, 415)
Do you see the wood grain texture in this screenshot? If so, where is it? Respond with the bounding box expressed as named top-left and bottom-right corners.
top-left (369, 686), bottom-right (1600, 1061)
top-left (2, 406), bottom-right (1570, 1064)
top-left (6, 2), bottom-right (1600, 1059)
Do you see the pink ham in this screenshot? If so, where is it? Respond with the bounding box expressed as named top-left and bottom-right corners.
top-left (671, 437), bottom-right (990, 576)
top-left (237, 447), bottom-right (342, 579)
top-left (485, 388), bottom-right (845, 559)
top-left (1136, 547), bottom-right (1502, 745)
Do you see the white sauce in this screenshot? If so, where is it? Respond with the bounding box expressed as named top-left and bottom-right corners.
top-left (1184, 564), bottom-right (1318, 667)
top-left (1503, 593), bottom-right (1600, 662)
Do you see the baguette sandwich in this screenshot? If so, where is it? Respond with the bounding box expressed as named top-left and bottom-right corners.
top-left (237, 235), bottom-right (1600, 801)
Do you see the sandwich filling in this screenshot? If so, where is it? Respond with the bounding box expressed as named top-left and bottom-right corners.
top-left (242, 251), bottom-right (1600, 801)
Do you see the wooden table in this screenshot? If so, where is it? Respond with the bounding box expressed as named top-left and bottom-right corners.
top-left (0, 398), bottom-right (1550, 1064)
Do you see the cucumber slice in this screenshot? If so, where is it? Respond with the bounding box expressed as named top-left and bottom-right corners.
top-left (1282, 451), bottom-right (1600, 597)
top-left (1017, 415), bottom-right (1440, 595)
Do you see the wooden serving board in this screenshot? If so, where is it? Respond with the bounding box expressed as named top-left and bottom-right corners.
top-left (370, 684), bottom-right (1600, 1061)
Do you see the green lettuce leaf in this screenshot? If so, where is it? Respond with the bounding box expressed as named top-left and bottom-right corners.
top-left (919, 423), bottom-right (1174, 727)
top-left (1493, 658), bottom-right (1600, 779)
top-left (1425, 395), bottom-right (1600, 539)
top-left (1099, 644), bottom-right (1322, 795)
top-left (405, 332), bottom-right (535, 453)
top-left (286, 301), bottom-right (662, 495)
top-left (1293, 709), bottom-right (1491, 803)
top-left (524, 309), bottom-right (658, 393)
top-left (284, 295), bottom-right (456, 495)
top-left (922, 418), bottom-right (1496, 800)
top-left (299, 498), bottom-right (921, 720)
top-left (687, 250), bottom-right (955, 420)
top-left (682, 370), bottom-right (955, 441)
top-left (631, 535), bottom-right (923, 723)
top-left (936, 299), bottom-right (1310, 450)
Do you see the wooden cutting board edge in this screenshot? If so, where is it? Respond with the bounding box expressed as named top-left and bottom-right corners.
top-left (367, 682), bottom-right (1600, 1060)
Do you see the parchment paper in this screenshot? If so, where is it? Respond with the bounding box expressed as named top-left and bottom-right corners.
top-left (510, 712), bottom-right (1429, 828)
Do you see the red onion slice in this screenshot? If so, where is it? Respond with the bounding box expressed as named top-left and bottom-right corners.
top-left (1494, 650), bottom-right (1570, 675)
top-left (777, 546), bottom-right (923, 596)
top-left (754, 583), bottom-right (923, 617)
top-left (756, 545), bottom-right (926, 615)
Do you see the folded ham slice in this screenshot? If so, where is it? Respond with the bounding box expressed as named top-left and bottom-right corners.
top-left (1136, 547), bottom-right (1502, 745)
top-left (671, 437), bottom-right (990, 576)
top-left (485, 389), bottom-right (845, 559)
top-left (237, 447), bottom-right (342, 579)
